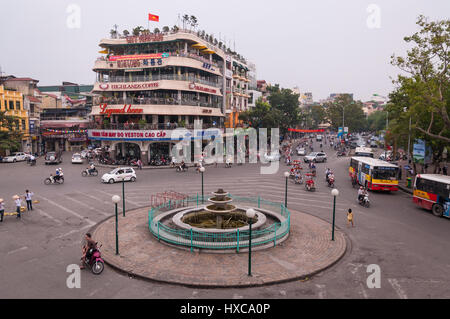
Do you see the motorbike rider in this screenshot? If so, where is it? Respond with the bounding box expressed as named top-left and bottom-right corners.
top-left (180, 160), bottom-right (187, 170)
top-left (325, 168), bottom-right (331, 181)
top-left (328, 172), bottom-right (335, 186)
top-left (54, 168), bottom-right (62, 182)
top-left (88, 163), bottom-right (96, 175)
top-left (358, 186), bottom-right (365, 202)
top-left (29, 154), bottom-right (36, 165)
top-left (80, 232), bottom-right (97, 269)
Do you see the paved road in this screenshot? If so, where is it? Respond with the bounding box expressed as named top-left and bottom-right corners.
top-left (0, 139), bottom-right (449, 299)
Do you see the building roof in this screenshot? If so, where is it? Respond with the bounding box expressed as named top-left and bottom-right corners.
top-left (27, 96), bottom-right (41, 103)
top-left (5, 77), bottom-right (39, 83)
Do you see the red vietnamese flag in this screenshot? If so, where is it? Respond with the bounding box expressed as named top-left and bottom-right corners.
top-left (148, 13), bottom-right (159, 22)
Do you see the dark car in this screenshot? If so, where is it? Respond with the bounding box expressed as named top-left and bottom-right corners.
top-left (45, 152), bottom-right (62, 165)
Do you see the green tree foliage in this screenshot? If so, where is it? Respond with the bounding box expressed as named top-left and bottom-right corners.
top-left (323, 94), bottom-right (367, 132)
top-left (0, 111), bottom-right (22, 153)
top-left (391, 15), bottom-right (450, 144)
top-left (366, 110), bottom-right (387, 132)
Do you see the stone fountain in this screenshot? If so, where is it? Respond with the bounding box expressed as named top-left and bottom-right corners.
top-left (204, 189), bottom-right (236, 228)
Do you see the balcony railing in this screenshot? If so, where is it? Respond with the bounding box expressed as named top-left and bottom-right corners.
top-left (101, 73), bottom-right (222, 89)
top-left (99, 97), bottom-right (222, 109)
top-left (88, 122), bottom-right (221, 131)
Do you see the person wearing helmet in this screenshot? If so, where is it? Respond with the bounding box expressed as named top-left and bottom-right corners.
top-left (358, 186), bottom-right (365, 202)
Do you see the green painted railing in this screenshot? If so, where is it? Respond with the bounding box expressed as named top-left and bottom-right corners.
top-left (148, 194), bottom-right (291, 251)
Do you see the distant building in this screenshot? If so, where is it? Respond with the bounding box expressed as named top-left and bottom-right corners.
top-left (329, 93), bottom-right (353, 101)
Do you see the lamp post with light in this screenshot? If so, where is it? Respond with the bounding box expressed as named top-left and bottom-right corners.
top-left (284, 172), bottom-right (290, 208)
top-left (122, 177), bottom-right (126, 217)
top-left (246, 208), bottom-right (256, 276)
top-left (112, 195), bottom-right (121, 255)
top-left (331, 189), bottom-right (339, 241)
top-left (199, 166), bottom-right (205, 203)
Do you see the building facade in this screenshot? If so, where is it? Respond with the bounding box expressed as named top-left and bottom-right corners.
top-left (38, 82), bottom-right (94, 152)
top-left (88, 28), bottom-right (249, 164)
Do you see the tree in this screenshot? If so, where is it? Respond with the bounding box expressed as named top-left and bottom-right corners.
top-left (162, 26), bottom-right (170, 34)
top-left (323, 94), bottom-right (367, 132)
top-left (190, 15), bottom-right (198, 31)
top-left (266, 85), bottom-right (301, 135)
top-left (132, 26), bottom-right (144, 36)
top-left (182, 14), bottom-right (190, 30)
top-left (310, 105), bottom-right (327, 129)
top-left (172, 25), bottom-right (179, 33)
top-left (391, 15), bottom-right (450, 143)
top-left (109, 29), bottom-right (117, 38)
top-left (122, 30), bottom-right (130, 37)
top-left (153, 28), bottom-right (160, 34)
top-left (367, 110), bottom-right (387, 132)
top-left (0, 111), bottom-right (22, 154)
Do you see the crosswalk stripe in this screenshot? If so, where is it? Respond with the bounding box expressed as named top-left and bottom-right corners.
top-left (36, 195), bottom-right (95, 226)
top-left (64, 196), bottom-right (110, 217)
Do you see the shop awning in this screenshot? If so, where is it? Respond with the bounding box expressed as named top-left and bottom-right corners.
top-left (201, 49), bottom-right (215, 55)
top-left (192, 43), bottom-right (207, 49)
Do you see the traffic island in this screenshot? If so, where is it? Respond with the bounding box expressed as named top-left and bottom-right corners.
top-left (93, 206), bottom-right (347, 288)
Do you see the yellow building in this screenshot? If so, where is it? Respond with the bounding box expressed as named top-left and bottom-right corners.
top-left (0, 85), bottom-right (29, 151)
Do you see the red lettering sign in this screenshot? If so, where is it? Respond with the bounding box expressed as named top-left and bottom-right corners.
top-left (99, 104), bottom-right (144, 118)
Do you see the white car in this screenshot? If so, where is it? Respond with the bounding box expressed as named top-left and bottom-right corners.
top-left (102, 167), bottom-right (137, 184)
top-left (296, 148), bottom-right (306, 156)
top-left (71, 153), bottom-right (84, 164)
top-left (263, 152), bottom-right (280, 162)
top-left (3, 152), bottom-right (27, 163)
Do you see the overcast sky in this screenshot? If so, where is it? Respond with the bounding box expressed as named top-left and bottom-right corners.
top-left (0, 0), bottom-right (448, 101)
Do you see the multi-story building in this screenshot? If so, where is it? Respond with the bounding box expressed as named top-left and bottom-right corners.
top-left (1, 77), bottom-right (41, 153)
top-left (88, 28), bottom-right (249, 164)
top-left (225, 57), bottom-right (250, 128)
top-left (38, 82), bottom-right (94, 152)
top-left (0, 84), bottom-right (29, 154)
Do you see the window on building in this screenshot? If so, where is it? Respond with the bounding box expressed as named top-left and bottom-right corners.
top-left (21, 120), bottom-right (26, 130)
top-left (16, 101), bottom-right (20, 110)
top-left (9, 101), bottom-right (14, 110)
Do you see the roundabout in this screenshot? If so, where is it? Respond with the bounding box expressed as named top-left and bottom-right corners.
top-left (92, 194), bottom-right (347, 288)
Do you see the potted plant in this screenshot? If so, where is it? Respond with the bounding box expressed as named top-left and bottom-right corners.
top-left (138, 119), bottom-right (147, 129)
top-left (102, 118), bottom-right (110, 129)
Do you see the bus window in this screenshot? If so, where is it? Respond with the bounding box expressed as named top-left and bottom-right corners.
top-left (373, 167), bottom-right (398, 180)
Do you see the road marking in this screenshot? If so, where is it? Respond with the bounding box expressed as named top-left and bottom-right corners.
top-left (315, 284), bottom-right (326, 299)
top-left (7, 246), bottom-right (28, 255)
top-left (359, 283), bottom-right (369, 299)
top-left (388, 278), bottom-right (408, 299)
top-left (64, 196), bottom-right (110, 217)
top-left (35, 208), bottom-right (63, 226)
top-left (53, 224), bottom-right (92, 240)
top-left (95, 189), bottom-right (141, 207)
top-left (37, 195), bottom-right (95, 226)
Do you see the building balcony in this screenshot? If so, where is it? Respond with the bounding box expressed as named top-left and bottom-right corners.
top-left (98, 97), bottom-right (223, 109)
top-left (94, 54), bottom-right (223, 76)
top-left (88, 122), bottom-right (221, 131)
top-left (99, 74), bottom-right (222, 89)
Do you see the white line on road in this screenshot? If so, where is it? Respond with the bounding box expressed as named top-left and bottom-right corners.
top-left (95, 189), bottom-right (141, 207)
top-left (388, 278), bottom-right (408, 299)
top-left (315, 284), bottom-right (326, 299)
top-left (64, 195), bottom-right (110, 217)
top-left (53, 224), bottom-right (92, 240)
top-left (35, 208), bottom-right (63, 226)
top-left (7, 246), bottom-right (28, 255)
top-left (37, 195), bottom-right (95, 227)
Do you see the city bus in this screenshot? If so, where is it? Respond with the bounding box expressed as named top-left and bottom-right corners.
top-left (355, 147), bottom-right (374, 158)
top-left (413, 174), bottom-right (450, 218)
top-left (349, 157), bottom-right (399, 191)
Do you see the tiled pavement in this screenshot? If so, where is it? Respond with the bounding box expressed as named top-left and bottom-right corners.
top-left (93, 206), bottom-right (347, 288)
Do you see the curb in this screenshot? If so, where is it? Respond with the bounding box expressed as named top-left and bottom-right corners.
top-left (398, 185), bottom-right (413, 195)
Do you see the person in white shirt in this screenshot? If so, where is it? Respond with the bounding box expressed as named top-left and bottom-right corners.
top-left (0, 198), bottom-right (4, 222)
top-left (13, 195), bottom-right (21, 219)
top-left (24, 190), bottom-right (34, 211)
top-left (357, 187), bottom-right (365, 202)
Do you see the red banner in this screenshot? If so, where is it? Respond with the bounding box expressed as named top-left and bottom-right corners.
top-left (288, 128), bottom-right (325, 133)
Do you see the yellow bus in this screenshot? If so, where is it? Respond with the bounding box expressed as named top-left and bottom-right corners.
top-left (349, 157), bottom-right (399, 191)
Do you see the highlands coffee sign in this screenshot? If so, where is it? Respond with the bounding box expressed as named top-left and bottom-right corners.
top-left (96, 82), bottom-right (159, 91)
top-left (99, 104), bottom-right (143, 117)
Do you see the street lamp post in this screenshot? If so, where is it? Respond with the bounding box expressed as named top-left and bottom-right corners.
top-left (199, 167), bottom-right (205, 203)
top-left (246, 208), bottom-right (256, 277)
top-left (122, 177), bottom-right (125, 217)
top-left (284, 172), bottom-right (290, 208)
top-left (331, 189), bottom-right (339, 241)
top-left (112, 195), bottom-right (121, 255)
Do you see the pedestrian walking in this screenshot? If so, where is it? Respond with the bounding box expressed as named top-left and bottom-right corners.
top-left (347, 208), bottom-right (354, 227)
top-left (443, 165), bottom-right (448, 176)
top-left (24, 190), bottom-right (34, 211)
top-left (137, 159), bottom-right (143, 170)
top-left (13, 195), bottom-right (21, 219)
top-left (398, 165), bottom-right (402, 180)
top-left (0, 198), bottom-right (4, 223)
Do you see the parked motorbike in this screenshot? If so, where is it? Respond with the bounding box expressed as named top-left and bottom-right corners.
top-left (29, 159), bottom-right (36, 166)
top-left (337, 150), bottom-right (346, 157)
top-left (358, 193), bottom-right (370, 208)
top-left (82, 244), bottom-right (105, 275)
top-left (292, 175), bottom-right (303, 185)
top-left (225, 162), bottom-right (232, 168)
top-left (44, 175), bottom-right (64, 185)
top-left (81, 168), bottom-right (98, 177)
